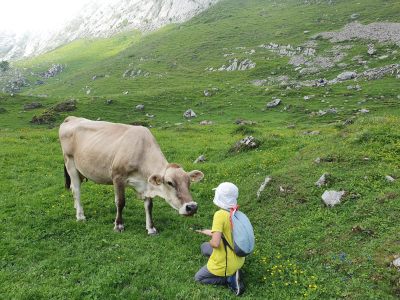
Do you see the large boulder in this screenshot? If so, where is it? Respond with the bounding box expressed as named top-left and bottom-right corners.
top-left (337, 71), bottom-right (357, 81)
top-left (24, 102), bottom-right (43, 110)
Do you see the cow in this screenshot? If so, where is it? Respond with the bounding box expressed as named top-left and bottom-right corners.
top-left (59, 116), bottom-right (204, 234)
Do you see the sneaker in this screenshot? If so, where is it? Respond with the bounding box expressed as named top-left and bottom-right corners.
top-left (227, 270), bottom-right (245, 296)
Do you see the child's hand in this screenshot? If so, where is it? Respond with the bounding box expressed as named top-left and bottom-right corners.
top-left (195, 229), bottom-right (212, 236)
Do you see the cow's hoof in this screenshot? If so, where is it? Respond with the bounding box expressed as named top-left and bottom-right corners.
top-left (147, 227), bottom-right (158, 235)
top-left (114, 224), bottom-right (125, 232)
top-left (76, 214), bottom-right (86, 221)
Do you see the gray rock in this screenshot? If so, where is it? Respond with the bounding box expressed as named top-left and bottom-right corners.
top-left (203, 89), bottom-right (212, 97)
top-left (367, 44), bottom-right (376, 55)
top-left (385, 175), bottom-right (395, 182)
top-left (257, 176), bottom-right (272, 199)
top-left (231, 135), bottom-right (260, 152)
top-left (303, 130), bottom-right (320, 135)
top-left (393, 257), bottom-right (400, 268)
top-left (145, 113), bottom-right (154, 118)
top-left (135, 104), bottom-right (145, 111)
top-left (194, 155), bottom-right (206, 163)
top-left (123, 91), bottom-right (129, 95)
top-left (337, 71), bottom-right (357, 81)
top-left (314, 157), bottom-right (321, 164)
top-left (266, 98), bottom-right (281, 108)
top-left (183, 109), bottom-right (196, 118)
top-left (359, 108), bottom-right (370, 113)
top-left (251, 79), bottom-right (267, 86)
top-left (315, 173), bottom-right (329, 187)
top-left (199, 120), bottom-right (213, 125)
top-left (350, 13), bottom-right (359, 20)
top-left (40, 64), bottom-right (63, 78)
top-left (322, 190), bottom-right (345, 207)
top-left (105, 99), bottom-right (113, 105)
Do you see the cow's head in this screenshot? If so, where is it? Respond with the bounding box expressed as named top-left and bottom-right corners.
top-left (148, 164), bottom-right (204, 216)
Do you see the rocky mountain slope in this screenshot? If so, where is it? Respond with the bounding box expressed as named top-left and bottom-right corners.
top-left (0, 0), bottom-right (219, 61)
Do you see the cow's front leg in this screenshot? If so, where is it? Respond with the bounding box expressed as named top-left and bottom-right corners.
top-left (144, 197), bottom-right (157, 235)
top-left (113, 177), bottom-right (126, 232)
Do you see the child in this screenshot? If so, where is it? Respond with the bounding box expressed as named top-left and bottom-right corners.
top-left (194, 182), bottom-right (245, 296)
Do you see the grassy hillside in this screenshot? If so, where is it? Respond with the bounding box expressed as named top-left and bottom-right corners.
top-left (1, 0), bottom-right (400, 299)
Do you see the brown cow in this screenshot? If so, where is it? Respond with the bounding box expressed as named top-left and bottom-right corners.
top-left (59, 116), bottom-right (204, 234)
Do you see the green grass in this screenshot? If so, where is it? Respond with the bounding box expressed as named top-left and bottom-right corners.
top-left (1, 0), bottom-right (400, 298)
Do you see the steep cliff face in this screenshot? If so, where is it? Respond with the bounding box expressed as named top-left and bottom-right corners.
top-left (0, 0), bottom-right (219, 61)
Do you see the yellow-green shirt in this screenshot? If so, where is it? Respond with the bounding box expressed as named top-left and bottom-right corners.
top-left (207, 209), bottom-right (245, 276)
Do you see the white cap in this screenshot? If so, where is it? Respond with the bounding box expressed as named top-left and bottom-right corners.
top-left (213, 182), bottom-right (239, 210)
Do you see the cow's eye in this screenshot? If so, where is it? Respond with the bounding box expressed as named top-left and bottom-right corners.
top-left (167, 181), bottom-right (174, 187)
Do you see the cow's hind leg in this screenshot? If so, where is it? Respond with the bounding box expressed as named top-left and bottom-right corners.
top-left (144, 197), bottom-right (157, 235)
top-left (65, 157), bottom-right (86, 221)
top-left (113, 177), bottom-right (126, 232)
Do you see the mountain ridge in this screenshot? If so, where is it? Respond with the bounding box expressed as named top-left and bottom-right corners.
top-left (0, 0), bottom-right (219, 61)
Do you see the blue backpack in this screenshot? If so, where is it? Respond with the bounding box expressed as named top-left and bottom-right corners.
top-left (222, 208), bottom-right (255, 257)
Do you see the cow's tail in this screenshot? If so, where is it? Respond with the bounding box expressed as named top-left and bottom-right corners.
top-left (64, 165), bottom-right (71, 189)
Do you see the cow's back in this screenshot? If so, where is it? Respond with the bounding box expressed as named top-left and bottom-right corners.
top-left (59, 116), bottom-right (164, 184)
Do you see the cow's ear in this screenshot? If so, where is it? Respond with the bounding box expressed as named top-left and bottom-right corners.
top-left (148, 174), bottom-right (163, 186)
top-left (188, 170), bottom-right (204, 182)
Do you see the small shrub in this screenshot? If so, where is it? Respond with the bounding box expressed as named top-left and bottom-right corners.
top-left (31, 109), bottom-right (57, 125)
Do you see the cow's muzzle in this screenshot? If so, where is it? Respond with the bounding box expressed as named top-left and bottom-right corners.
top-left (179, 202), bottom-right (198, 216)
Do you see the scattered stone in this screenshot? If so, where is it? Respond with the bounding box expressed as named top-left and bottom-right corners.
top-left (357, 64), bottom-right (400, 80)
top-left (314, 157), bottom-right (321, 164)
top-left (317, 22), bottom-right (400, 46)
top-left (92, 74), bottom-right (104, 80)
top-left (257, 176), bottom-right (272, 199)
top-left (350, 13), bottom-right (359, 20)
top-left (123, 69), bottom-right (150, 78)
top-left (35, 80), bottom-right (45, 85)
top-left (303, 130), bottom-right (320, 135)
top-left (194, 155), bottom-right (206, 163)
top-left (359, 108), bottom-right (369, 113)
top-left (86, 89), bottom-right (91, 95)
top-left (145, 113), bottom-right (154, 118)
top-left (123, 91), bottom-right (129, 95)
top-left (53, 99), bottom-right (76, 112)
top-left (322, 190), bottom-right (345, 207)
top-left (378, 55), bottom-right (389, 60)
top-left (135, 104), bottom-right (145, 111)
top-left (304, 30), bottom-right (310, 34)
top-left (367, 44), bottom-right (376, 55)
top-left (199, 120), bottom-right (213, 125)
top-left (235, 119), bottom-right (256, 125)
top-left (203, 89), bottom-right (212, 97)
top-left (183, 109), bottom-right (196, 118)
top-left (347, 84), bottom-right (362, 91)
top-left (393, 257), bottom-right (400, 269)
top-left (315, 173), bottom-right (329, 187)
top-left (218, 58), bottom-right (256, 71)
top-left (105, 99), bottom-right (113, 105)
top-left (40, 64), bottom-right (63, 78)
top-left (304, 95), bottom-right (314, 100)
top-left (266, 98), bottom-right (281, 108)
top-left (231, 136), bottom-right (260, 153)
top-left (343, 119), bottom-right (354, 126)
top-left (23, 102), bottom-right (43, 110)
top-left (385, 175), bottom-right (395, 182)
top-left (337, 71), bottom-right (357, 81)
top-left (251, 79), bottom-right (267, 86)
